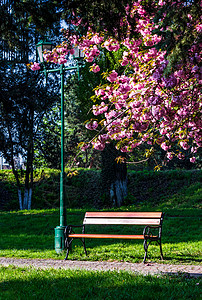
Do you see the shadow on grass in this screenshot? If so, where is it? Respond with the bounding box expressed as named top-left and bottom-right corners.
top-left (162, 256), bottom-right (202, 264)
top-left (0, 267), bottom-right (201, 300)
top-left (0, 232), bottom-right (201, 264)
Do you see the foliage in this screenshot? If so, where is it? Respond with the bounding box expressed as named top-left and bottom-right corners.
top-left (0, 168), bottom-right (201, 211)
top-left (0, 62), bottom-right (59, 210)
top-left (0, 0), bottom-right (62, 210)
top-left (151, 0), bottom-right (202, 72)
top-left (64, 65), bottom-right (103, 168)
top-left (0, 0), bottom-right (61, 49)
top-left (41, 1), bottom-right (201, 167)
top-left (60, 0), bottom-right (201, 72)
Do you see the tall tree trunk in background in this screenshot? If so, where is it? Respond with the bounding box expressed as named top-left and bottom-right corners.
top-left (101, 143), bottom-right (127, 207)
top-left (28, 127), bottom-right (34, 210)
top-left (23, 110), bottom-right (34, 210)
top-left (6, 121), bottom-right (23, 209)
top-left (23, 150), bottom-right (33, 210)
top-left (23, 143), bottom-right (31, 210)
top-left (4, 109), bottom-right (34, 210)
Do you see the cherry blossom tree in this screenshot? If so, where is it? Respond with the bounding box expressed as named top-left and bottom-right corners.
top-left (56, 1), bottom-right (201, 164)
top-left (31, 0), bottom-right (201, 205)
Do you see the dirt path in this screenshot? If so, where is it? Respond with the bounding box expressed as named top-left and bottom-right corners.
top-left (0, 257), bottom-right (201, 277)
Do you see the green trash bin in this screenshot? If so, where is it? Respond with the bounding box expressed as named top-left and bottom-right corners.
top-left (55, 226), bottom-right (65, 254)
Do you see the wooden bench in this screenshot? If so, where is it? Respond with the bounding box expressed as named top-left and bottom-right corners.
top-left (64, 212), bottom-right (164, 263)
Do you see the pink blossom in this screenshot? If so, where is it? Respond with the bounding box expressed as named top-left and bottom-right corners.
top-left (121, 59), bottom-right (129, 66)
top-left (158, 0), bottom-right (165, 6)
top-left (30, 62), bottom-right (41, 71)
top-left (93, 140), bottom-right (105, 151)
top-left (167, 152), bottom-right (174, 160)
top-left (81, 144), bottom-right (90, 151)
top-left (161, 142), bottom-right (171, 151)
top-left (196, 24), bottom-right (202, 32)
top-left (69, 48), bottom-right (75, 55)
top-left (90, 34), bottom-right (104, 44)
top-left (86, 57), bottom-right (94, 63)
top-left (178, 153), bottom-right (185, 160)
top-left (99, 134), bottom-right (109, 142)
top-left (90, 63), bottom-right (100, 73)
top-left (95, 89), bottom-right (105, 97)
top-left (147, 95), bottom-right (162, 106)
top-left (93, 102), bottom-right (108, 116)
top-left (107, 70), bottom-right (118, 82)
top-left (105, 110), bottom-right (119, 120)
top-left (120, 146), bottom-right (130, 152)
top-left (190, 157), bottom-right (196, 163)
top-left (90, 45), bottom-right (100, 57)
top-left (179, 141), bottom-right (190, 150)
top-left (118, 82), bottom-right (131, 94)
top-left (58, 57), bottom-right (67, 64)
top-left (191, 146), bottom-right (198, 153)
top-left (85, 121), bottom-right (98, 130)
top-left (104, 39), bottom-right (120, 51)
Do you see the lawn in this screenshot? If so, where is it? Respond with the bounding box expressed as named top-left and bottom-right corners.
top-left (0, 195), bottom-right (201, 264)
top-left (0, 176), bottom-right (201, 299)
top-left (0, 266), bottom-right (201, 300)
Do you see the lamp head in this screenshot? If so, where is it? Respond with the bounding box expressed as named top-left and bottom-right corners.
top-left (36, 37), bottom-right (54, 63)
top-left (73, 46), bottom-right (84, 60)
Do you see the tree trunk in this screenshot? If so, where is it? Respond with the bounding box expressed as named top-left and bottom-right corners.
top-left (18, 189), bottom-right (23, 210)
top-left (110, 178), bottom-right (127, 208)
top-left (101, 143), bottom-right (127, 207)
top-left (23, 110), bottom-right (34, 210)
top-left (6, 122), bottom-right (25, 210)
top-left (23, 188), bottom-right (29, 210)
top-left (28, 188), bottom-right (32, 210)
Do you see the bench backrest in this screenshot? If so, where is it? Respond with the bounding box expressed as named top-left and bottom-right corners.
top-left (83, 212), bottom-right (163, 226)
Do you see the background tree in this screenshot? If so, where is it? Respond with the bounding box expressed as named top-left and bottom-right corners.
top-left (0, 0), bottom-right (61, 209)
top-left (0, 63), bottom-right (58, 209)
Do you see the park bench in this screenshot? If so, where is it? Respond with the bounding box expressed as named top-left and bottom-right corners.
top-left (64, 211), bottom-right (164, 263)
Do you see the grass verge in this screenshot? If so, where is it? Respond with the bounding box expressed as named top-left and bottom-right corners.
top-left (0, 266), bottom-right (201, 300)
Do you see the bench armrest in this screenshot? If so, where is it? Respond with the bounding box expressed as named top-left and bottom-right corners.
top-left (143, 225), bottom-right (162, 239)
top-left (64, 224), bottom-right (85, 236)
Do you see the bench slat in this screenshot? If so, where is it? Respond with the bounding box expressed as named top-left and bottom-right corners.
top-left (68, 233), bottom-right (145, 239)
top-left (85, 212), bottom-right (162, 218)
top-left (83, 218), bottom-right (161, 225)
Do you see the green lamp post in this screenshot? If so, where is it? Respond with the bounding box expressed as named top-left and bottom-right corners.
top-left (36, 38), bottom-right (84, 254)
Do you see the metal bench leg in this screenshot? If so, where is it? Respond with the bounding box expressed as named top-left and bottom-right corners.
top-left (143, 239), bottom-right (148, 263)
top-left (82, 225), bottom-right (87, 256)
top-left (82, 238), bottom-right (87, 256)
top-left (64, 238), bottom-right (73, 260)
top-left (64, 247), bottom-right (70, 260)
top-left (159, 240), bottom-right (164, 260)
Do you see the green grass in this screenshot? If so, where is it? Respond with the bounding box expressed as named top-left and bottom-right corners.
top-left (0, 266), bottom-right (201, 300)
top-left (0, 169), bottom-right (201, 263)
top-left (0, 201), bottom-right (201, 264)
top-left (0, 171), bottom-right (201, 299)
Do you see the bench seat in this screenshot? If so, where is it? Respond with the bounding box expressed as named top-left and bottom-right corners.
top-left (68, 234), bottom-right (145, 239)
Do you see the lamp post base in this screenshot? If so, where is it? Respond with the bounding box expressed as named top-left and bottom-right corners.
top-left (55, 226), bottom-right (66, 254)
